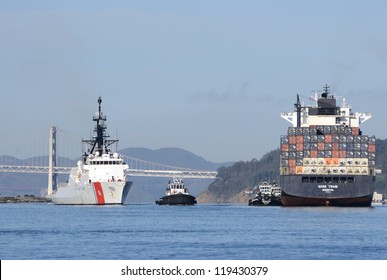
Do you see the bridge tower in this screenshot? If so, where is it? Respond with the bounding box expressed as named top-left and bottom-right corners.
top-left (47, 126), bottom-right (58, 196)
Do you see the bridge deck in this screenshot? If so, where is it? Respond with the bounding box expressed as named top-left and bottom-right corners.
top-left (0, 165), bottom-right (217, 179)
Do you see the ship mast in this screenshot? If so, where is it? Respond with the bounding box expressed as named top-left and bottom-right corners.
top-left (82, 97), bottom-right (118, 156)
top-left (322, 83), bottom-right (329, 98)
top-left (295, 94), bottom-right (301, 127)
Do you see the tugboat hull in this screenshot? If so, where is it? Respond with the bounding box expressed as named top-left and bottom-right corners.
top-left (248, 197), bottom-right (282, 206)
top-left (248, 180), bottom-right (282, 206)
top-left (156, 194), bottom-right (197, 205)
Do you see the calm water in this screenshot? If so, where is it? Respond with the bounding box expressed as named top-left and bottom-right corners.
top-left (1, 203), bottom-right (387, 260)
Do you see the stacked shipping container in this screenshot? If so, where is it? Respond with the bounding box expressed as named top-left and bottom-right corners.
top-left (280, 126), bottom-right (376, 175)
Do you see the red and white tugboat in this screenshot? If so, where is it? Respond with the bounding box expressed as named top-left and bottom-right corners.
top-left (51, 97), bottom-right (132, 205)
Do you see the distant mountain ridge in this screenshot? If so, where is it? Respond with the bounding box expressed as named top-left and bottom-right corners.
top-left (120, 147), bottom-right (232, 170)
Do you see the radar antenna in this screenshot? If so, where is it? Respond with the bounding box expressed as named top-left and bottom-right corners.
top-left (82, 97), bottom-right (118, 156)
top-left (294, 94), bottom-right (302, 127)
top-left (322, 84), bottom-right (330, 98)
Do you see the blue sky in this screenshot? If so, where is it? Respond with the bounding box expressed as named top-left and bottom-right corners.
top-left (1, 0), bottom-right (387, 162)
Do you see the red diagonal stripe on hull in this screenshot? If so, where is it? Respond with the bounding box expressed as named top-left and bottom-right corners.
top-left (93, 182), bottom-right (105, 205)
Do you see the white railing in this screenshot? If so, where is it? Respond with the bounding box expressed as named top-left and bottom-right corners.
top-left (0, 165), bottom-right (71, 174)
top-left (126, 169), bottom-right (217, 178)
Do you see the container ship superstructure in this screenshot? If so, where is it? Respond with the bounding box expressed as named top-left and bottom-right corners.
top-left (280, 85), bottom-right (376, 206)
top-left (51, 97), bottom-right (132, 205)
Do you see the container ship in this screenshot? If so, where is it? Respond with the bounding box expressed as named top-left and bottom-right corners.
top-left (280, 85), bottom-right (376, 206)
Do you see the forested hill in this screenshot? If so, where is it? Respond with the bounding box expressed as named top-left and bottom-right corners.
top-left (375, 139), bottom-right (387, 194)
top-left (198, 149), bottom-right (280, 203)
top-left (198, 139), bottom-right (387, 203)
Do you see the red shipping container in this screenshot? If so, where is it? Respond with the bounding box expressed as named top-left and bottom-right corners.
top-left (332, 143), bottom-right (339, 151)
top-left (311, 150), bottom-right (318, 158)
top-left (332, 151), bottom-right (339, 158)
top-left (368, 144), bottom-right (376, 153)
top-left (289, 159), bottom-right (296, 167)
top-left (281, 144), bottom-right (289, 152)
top-left (296, 143), bottom-right (303, 151)
top-left (325, 135), bottom-right (332, 143)
top-left (289, 136), bottom-right (296, 144)
top-left (352, 127), bottom-right (359, 136)
top-left (318, 143), bottom-right (325, 150)
top-left (296, 136), bottom-right (304, 144)
top-left (339, 151), bottom-right (347, 158)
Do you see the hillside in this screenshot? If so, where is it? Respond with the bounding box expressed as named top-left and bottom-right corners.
top-left (197, 149), bottom-right (280, 203)
top-left (375, 139), bottom-right (387, 194)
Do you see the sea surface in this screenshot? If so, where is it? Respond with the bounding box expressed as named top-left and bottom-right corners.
top-left (1, 203), bottom-right (387, 260)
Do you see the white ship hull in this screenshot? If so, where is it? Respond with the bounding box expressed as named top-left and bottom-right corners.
top-left (52, 181), bottom-right (132, 205)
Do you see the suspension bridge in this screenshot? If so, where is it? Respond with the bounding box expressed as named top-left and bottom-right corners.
top-left (0, 127), bottom-right (217, 193)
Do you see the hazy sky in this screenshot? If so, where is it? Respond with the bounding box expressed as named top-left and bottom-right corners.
top-left (1, 0), bottom-right (387, 163)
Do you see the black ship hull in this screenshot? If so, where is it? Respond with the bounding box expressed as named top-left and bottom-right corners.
top-left (156, 194), bottom-right (197, 205)
top-left (248, 192), bottom-right (282, 206)
top-left (248, 197), bottom-right (282, 206)
top-left (280, 174), bottom-right (375, 207)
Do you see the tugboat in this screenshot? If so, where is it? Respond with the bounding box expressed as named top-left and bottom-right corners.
top-left (51, 97), bottom-right (132, 205)
top-left (156, 178), bottom-right (197, 205)
top-left (248, 180), bottom-right (282, 206)
top-left (280, 85), bottom-right (376, 206)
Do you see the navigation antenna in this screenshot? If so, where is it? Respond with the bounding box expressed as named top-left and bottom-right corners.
top-left (322, 84), bottom-right (330, 98)
top-left (82, 97), bottom-right (118, 156)
top-left (294, 94), bottom-right (302, 127)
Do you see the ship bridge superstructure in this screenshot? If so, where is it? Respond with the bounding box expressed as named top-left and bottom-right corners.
top-left (281, 85), bottom-right (372, 128)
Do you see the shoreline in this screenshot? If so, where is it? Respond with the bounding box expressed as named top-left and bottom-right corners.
top-left (0, 196), bottom-right (52, 203)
